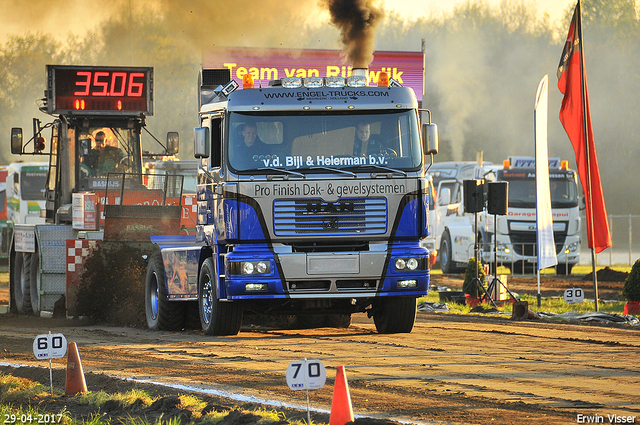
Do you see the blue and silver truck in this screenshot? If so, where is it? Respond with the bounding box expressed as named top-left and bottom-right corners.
top-left (145, 68), bottom-right (439, 335)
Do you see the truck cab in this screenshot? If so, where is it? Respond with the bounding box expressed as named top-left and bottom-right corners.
top-left (427, 161), bottom-right (496, 273)
top-left (490, 157), bottom-right (581, 274)
top-left (145, 69), bottom-right (439, 335)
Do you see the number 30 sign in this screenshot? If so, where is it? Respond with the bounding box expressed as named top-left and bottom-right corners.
top-left (564, 287), bottom-right (584, 304)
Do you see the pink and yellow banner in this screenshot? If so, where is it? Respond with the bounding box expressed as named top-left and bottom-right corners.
top-left (203, 47), bottom-right (423, 101)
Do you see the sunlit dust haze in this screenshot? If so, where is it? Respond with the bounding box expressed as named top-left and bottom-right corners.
top-left (0, 0), bottom-right (638, 219)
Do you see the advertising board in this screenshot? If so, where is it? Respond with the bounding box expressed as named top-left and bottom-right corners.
top-left (203, 47), bottom-right (423, 100)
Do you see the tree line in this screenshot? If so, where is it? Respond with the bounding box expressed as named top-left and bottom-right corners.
top-left (0, 0), bottom-right (637, 215)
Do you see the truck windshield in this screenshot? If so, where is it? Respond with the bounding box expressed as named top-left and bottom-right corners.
top-left (228, 110), bottom-right (422, 172)
top-left (20, 168), bottom-right (47, 200)
top-left (502, 176), bottom-right (579, 208)
top-left (79, 126), bottom-right (139, 178)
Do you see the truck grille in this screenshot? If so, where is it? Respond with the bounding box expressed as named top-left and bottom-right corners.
top-left (273, 198), bottom-right (387, 236)
top-left (509, 231), bottom-right (568, 256)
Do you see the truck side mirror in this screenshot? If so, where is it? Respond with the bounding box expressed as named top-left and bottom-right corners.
top-left (166, 132), bottom-right (179, 155)
top-left (422, 123), bottom-right (438, 155)
top-left (439, 187), bottom-right (451, 206)
top-left (11, 128), bottom-right (23, 154)
top-left (194, 127), bottom-right (210, 158)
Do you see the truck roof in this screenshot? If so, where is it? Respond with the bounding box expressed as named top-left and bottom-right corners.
top-left (427, 161), bottom-right (496, 182)
top-left (201, 85), bottom-right (418, 113)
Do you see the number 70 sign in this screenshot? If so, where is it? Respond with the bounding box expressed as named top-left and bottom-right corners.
top-left (286, 359), bottom-right (326, 390)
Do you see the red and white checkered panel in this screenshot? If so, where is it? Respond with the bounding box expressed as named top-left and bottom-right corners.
top-left (65, 239), bottom-right (101, 316)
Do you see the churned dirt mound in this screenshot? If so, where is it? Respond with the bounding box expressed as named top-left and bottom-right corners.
top-left (583, 266), bottom-right (629, 282)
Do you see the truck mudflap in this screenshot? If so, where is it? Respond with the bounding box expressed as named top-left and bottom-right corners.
top-left (151, 235), bottom-right (205, 299)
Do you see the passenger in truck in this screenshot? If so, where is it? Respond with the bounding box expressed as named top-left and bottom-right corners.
top-left (232, 122), bottom-right (268, 169)
top-left (353, 121), bottom-right (400, 159)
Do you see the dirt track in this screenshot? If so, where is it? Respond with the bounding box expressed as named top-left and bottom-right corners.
top-left (1, 273), bottom-right (639, 425)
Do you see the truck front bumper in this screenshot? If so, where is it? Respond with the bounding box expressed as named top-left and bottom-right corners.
top-left (223, 244), bottom-right (430, 300)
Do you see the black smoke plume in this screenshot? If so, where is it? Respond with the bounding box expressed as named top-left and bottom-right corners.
top-left (324, 0), bottom-right (384, 68)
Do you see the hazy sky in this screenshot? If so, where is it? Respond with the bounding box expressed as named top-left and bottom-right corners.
top-left (383, 0), bottom-right (575, 23)
top-left (0, 0), bottom-right (577, 43)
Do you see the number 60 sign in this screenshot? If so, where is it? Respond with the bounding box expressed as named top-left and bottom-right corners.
top-left (33, 333), bottom-right (67, 359)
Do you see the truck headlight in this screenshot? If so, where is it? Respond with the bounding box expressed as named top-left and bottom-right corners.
top-left (242, 262), bottom-right (255, 274)
top-left (255, 261), bottom-right (268, 274)
top-left (406, 258), bottom-right (418, 271)
top-left (394, 257), bottom-right (425, 271)
top-left (229, 261), bottom-right (271, 275)
top-left (497, 244), bottom-right (510, 254)
top-left (566, 242), bottom-right (579, 253)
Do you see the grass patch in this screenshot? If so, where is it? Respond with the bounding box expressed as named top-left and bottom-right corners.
top-left (0, 374), bottom-right (49, 403)
top-left (430, 264), bottom-right (633, 276)
top-left (422, 267), bottom-right (630, 316)
top-left (0, 373), bottom-right (327, 425)
top-left (421, 292), bottom-right (627, 316)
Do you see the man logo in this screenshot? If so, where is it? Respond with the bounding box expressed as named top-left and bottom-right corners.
top-left (322, 217), bottom-right (339, 229)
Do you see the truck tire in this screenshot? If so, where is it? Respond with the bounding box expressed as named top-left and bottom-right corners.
top-left (13, 252), bottom-right (33, 315)
top-left (145, 252), bottom-right (185, 330)
top-left (556, 264), bottom-right (573, 275)
top-left (29, 247), bottom-right (41, 315)
top-left (439, 230), bottom-right (454, 274)
top-left (373, 297), bottom-right (417, 334)
top-left (199, 257), bottom-right (243, 336)
top-left (326, 314), bottom-right (352, 328)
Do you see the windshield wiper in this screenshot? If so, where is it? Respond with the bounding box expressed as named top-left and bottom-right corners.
top-left (352, 164), bottom-right (407, 177)
top-left (302, 166), bottom-right (357, 177)
top-left (257, 167), bottom-right (306, 180)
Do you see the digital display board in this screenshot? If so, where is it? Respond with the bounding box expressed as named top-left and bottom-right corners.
top-left (46, 65), bottom-right (153, 115)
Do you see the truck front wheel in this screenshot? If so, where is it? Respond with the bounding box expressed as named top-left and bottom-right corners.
top-left (556, 264), bottom-right (573, 275)
top-left (29, 247), bottom-right (41, 315)
top-left (373, 297), bottom-right (417, 334)
top-left (13, 252), bottom-right (33, 315)
top-left (145, 253), bottom-right (185, 330)
top-left (439, 230), bottom-right (454, 274)
top-left (199, 258), bottom-right (243, 336)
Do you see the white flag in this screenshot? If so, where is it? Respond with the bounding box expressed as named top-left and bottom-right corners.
top-left (534, 75), bottom-right (557, 270)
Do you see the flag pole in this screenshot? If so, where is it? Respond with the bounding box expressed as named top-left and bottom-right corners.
top-left (576, 0), bottom-right (599, 311)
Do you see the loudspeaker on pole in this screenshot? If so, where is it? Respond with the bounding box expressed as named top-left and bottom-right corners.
top-left (487, 181), bottom-right (509, 215)
top-left (463, 179), bottom-right (485, 213)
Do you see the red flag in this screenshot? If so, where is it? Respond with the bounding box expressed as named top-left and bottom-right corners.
top-left (557, 1), bottom-right (611, 253)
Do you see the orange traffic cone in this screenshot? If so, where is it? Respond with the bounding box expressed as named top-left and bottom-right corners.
top-left (330, 366), bottom-right (354, 425)
top-left (65, 342), bottom-right (88, 395)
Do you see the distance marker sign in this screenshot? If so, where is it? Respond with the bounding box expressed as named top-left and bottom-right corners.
top-left (564, 287), bottom-right (585, 304)
top-left (33, 333), bottom-right (67, 359)
top-left (286, 359), bottom-right (326, 390)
